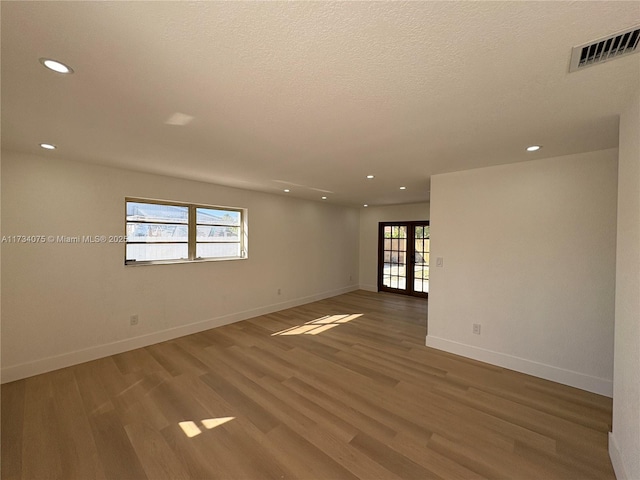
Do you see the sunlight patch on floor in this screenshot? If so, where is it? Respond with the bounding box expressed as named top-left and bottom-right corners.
top-left (179, 417), bottom-right (235, 438)
top-left (271, 314), bottom-right (363, 336)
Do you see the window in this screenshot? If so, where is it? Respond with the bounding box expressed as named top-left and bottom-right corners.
top-left (125, 198), bottom-right (246, 265)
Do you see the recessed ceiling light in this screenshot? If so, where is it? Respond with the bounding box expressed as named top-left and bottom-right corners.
top-left (39, 58), bottom-right (74, 74)
top-left (399, 186), bottom-right (407, 190)
top-left (363, 204), bottom-right (368, 207)
top-left (39, 143), bottom-right (57, 150)
top-left (321, 196), bottom-right (327, 200)
top-left (366, 175), bottom-right (374, 179)
top-left (284, 189), bottom-right (290, 193)
top-left (526, 145), bottom-right (541, 152)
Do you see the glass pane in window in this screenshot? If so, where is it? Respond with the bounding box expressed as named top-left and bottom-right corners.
top-left (196, 208), bottom-right (240, 226)
top-left (126, 202), bottom-right (188, 223)
top-left (127, 223), bottom-right (188, 242)
top-left (196, 226), bottom-right (240, 242)
top-left (197, 243), bottom-right (241, 259)
top-left (397, 263), bottom-right (406, 277)
top-left (126, 244), bottom-right (188, 262)
top-left (392, 226), bottom-right (406, 239)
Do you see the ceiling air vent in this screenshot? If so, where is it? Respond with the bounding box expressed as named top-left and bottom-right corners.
top-left (569, 25), bottom-right (640, 72)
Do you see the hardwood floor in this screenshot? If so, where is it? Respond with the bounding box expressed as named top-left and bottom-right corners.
top-left (2, 290), bottom-right (614, 479)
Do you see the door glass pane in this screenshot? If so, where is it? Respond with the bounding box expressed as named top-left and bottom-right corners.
top-left (413, 224), bottom-right (430, 293)
top-left (382, 224), bottom-right (408, 291)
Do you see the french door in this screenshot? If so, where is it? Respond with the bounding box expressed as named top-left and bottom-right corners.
top-left (378, 221), bottom-right (430, 297)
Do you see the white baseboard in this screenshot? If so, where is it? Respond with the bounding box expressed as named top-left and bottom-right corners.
top-left (609, 432), bottom-right (629, 480)
top-left (359, 284), bottom-right (378, 292)
top-left (425, 335), bottom-right (613, 397)
top-left (1, 285), bottom-right (359, 384)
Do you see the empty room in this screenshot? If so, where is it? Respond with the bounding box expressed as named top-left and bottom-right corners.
top-left (1, 2), bottom-right (639, 479)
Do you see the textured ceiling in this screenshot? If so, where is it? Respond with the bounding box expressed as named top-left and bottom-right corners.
top-left (2, 1), bottom-right (639, 206)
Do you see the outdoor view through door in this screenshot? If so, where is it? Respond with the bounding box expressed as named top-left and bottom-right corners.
top-left (378, 221), bottom-right (429, 297)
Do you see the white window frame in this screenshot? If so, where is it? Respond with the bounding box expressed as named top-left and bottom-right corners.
top-left (125, 197), bottom-right (248, 266)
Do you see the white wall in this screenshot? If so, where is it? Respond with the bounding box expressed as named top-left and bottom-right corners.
top-left (609, 89), bottom-right (640, 480)
top-left (358, 202), bottom-right (429, 291)
top-left (1, 152), bottom-right (360, 382)
top-left (427, 149), bottom-right (618, 396)
top-left (0, 149), bottom-right (2, 403)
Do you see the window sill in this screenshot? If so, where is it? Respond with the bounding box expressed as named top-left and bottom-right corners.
top-left (125, 256), bottom-right (248, 267)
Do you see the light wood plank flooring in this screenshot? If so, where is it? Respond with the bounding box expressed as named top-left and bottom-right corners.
top-left (2, 290), bottom-right (614, 479)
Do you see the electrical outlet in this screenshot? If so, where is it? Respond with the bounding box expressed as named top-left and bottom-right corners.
top-left (130, 314), bottom-right (139, 326)
top-left (473, 323), bottom-right (481, 335)
top-left (277, 288), bottom-right (281, 295)
top-left (436, 257), bottom-right (443, 267)
top-left (349, 274), bottom-right (353, 281)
